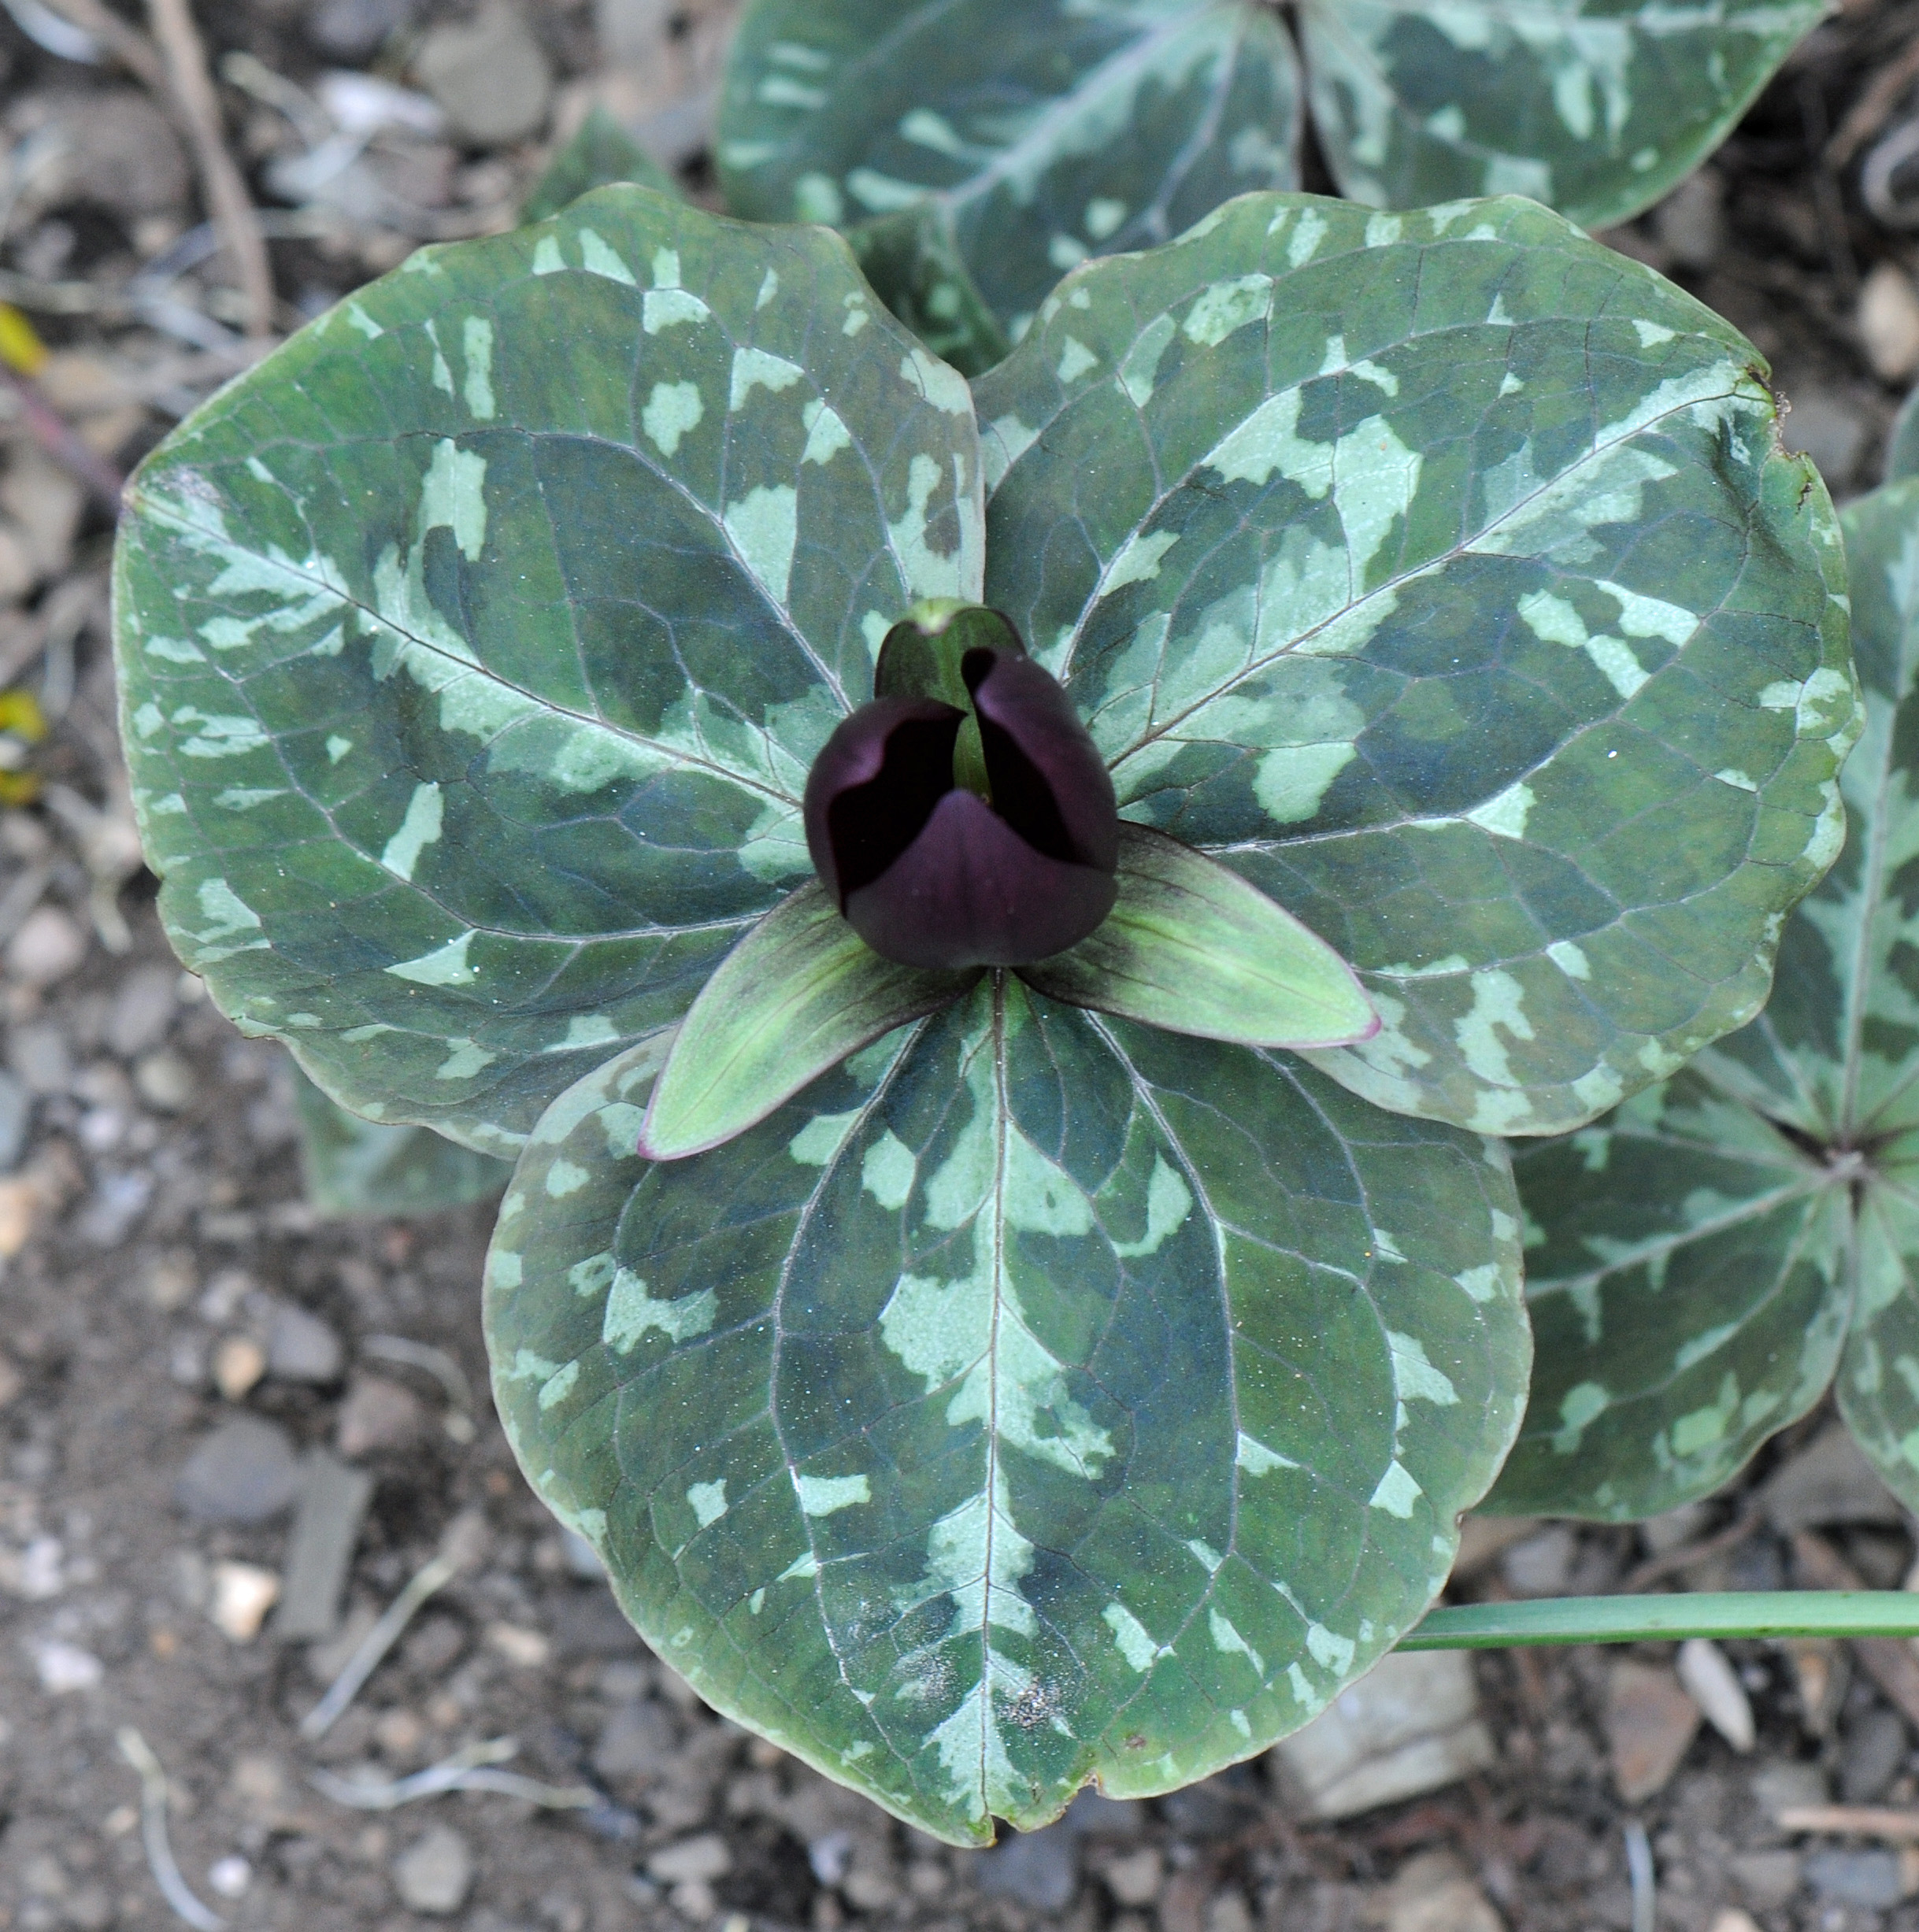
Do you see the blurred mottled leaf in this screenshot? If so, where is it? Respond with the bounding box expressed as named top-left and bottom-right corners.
top-left (1299, 0), bottom-right (1823, 230)
top-left (718, 0), bottom-right (1302, 346)
top-left (291, 1059), bottom-right (511, 1216)
top-left (521, 107), bottom-right (678, 224)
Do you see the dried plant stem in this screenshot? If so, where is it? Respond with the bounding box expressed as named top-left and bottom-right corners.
top-left (298, 1549), bottom-right (459, 1741)
top-left (117, 1728), bottom-right (227, 1932)
top-left (143, 0), bottom-right (275, 339)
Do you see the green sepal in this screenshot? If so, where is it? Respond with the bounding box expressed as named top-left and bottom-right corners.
top-left (639, 883), bottom-right (979, 1160)
top-left (874, 600), bottom-right (1026, 799)
top-left (521, 108), bottom-right (678, 224)
top-left (1020, 824), bottom-right (1377, 1050)
top-left (848, 205), bottom-right (1012, 379)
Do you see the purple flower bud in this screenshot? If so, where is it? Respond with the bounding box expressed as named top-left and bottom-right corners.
top-left (805, 643), bottom-right (1119, 970)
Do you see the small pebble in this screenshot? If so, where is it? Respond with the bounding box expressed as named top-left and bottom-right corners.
top-left (6, 906), bottom-right (87, 987)
top-left (975, 1830), bottom-right (1078, 1912)
top-left (212, 1334), bottom-right (267, 1401)
top-left (0, 1175), bottom-right (40, 1259)
top-left (206, 1856), bottom-right (251, 1901)
top-left (1606, 1660), bottom-right (1701, 1802)
top-left (308, 0), bottom-right (417, 60)
top-left (106, 964), bottom-right (177, 1058)
top-left (209, 1561), bottom-right (280, 1642)
top-left (174, 1414), bottom-right (303, 1523)
top-left (267, 1301), bottom-right (344, 1382)
top-left (1804, 1847), bottom-right (1902, 1908)
top-left (648, 1834), bottom-right (733, 1886)
top-left (1103, 1849), bottom-right (1163, 1908)
top-left (336, 1372), bottom-right (428, 1456)
top-left (414, 0), bottom-right (553, 145)
top-left (1677, 1637), bottom-right (1754, 1752)
top-left (31, 1639), bottom-right (102, 1693)
top-left (484, 1621), bottom-right (550, 1668)
top-left (1860, 262), bottom-right (1919, 382)
top-left (594, 1697), bottom-right (671, 1779)
top-left (6, 1021), bottom-right (69, 1095)
top-left (392, 1825), bottom-right (476, 1915)
top-left (134, 1049), bottom-right (195, 1112)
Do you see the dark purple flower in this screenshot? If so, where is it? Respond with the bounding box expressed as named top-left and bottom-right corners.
top-left (805, 643), bottom-right (1119, 969)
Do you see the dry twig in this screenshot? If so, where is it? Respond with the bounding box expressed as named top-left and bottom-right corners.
top-left (1779, 1804), bottom-right (1919, 1839)
top-left (1828, 32), bottom-right (1919, 169)
top-left (143, 0), bottom-right (275, 339)
top-left (39, 0), bottom-right (169, 94)
top-left (1620, 1508), bottom-right (1762, 1592)
top-left (1791, 1530), bottom-right (1919, 1728)
top-left (117, 1728), bottom-right (227, 1932)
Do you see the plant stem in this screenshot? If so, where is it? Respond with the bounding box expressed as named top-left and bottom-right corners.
top-left (1400, 1592), bottom-right (1919, 1649)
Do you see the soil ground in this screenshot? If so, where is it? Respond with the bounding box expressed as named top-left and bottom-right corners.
top-left (5, 4), bottom-right (1919, 1931)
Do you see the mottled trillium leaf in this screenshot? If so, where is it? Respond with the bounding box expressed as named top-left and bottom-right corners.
top-left (520, 107), bottom-right (678, 224)
top-left (291, 1060), bottom-right (513, 1217)
top-left (977, 191), bottom-right (1858, 1139)
top-left (848, 205), bottom-right (1011, 380)
top-left (486, 977), bottom-right (1527, 1844)
top-left (639, 884), bottom-right (978, 1160)
top-left (1296, 0), bottom-right (1824, 230)
top-left (112, 185), bottom-right (984, 1156)
top-left (1020, 824), bottom-right (1376, 1050)
top-left (716, 0), bottom-right (1302, 348)
top-left (1887, 384), bottom-right (1919, 487)
top-left (1488, 476), bottom-right (1919, 1521)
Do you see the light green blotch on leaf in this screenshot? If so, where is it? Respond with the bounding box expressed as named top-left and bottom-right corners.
top-left (545, 1158), bottom-right (590, 1198)
top-left (420, 439), bottom-right (487, 562)
top-left (539, 1360), bottom-right (580, 1410)
top-left (861, 1131), bottom-right (916, 1209)
top-left (1237, 1432), bottom-right (1296, 1475)
top-left (1466, 779), bottom-right (1533, 840)
top-left (1111, 1157), bottom-right (1193, 1258)
top-left (1670, 1372), bottom-right (1739, 1456)
top-left (1103, 1601), bottom-right (1158, 1672)
top-left (643, 381), bottom-right (704, 456)
top-left (435, 1038), bottom-right (495, 1081)
top-left (1209, 1609), bottom-right (1264, 1675)
top-left (1184, 274), bottom-right (1273, 348)
top-left (532, 235), bottom-right (564, 276)
top-left (1552, 1381), bottom-right (1610, 1455)
top-left (380, 781), bottom-right (444, 882)
top-left (1057, 337), bottom-right (1098, 383)
top-left (1369, 1460), bottom-right (1424, 1517)
top-left (687, 1480), bottom-right (728, 1527)
top-left (802, 399), bottom-right (851, 465)
top-left (385, 930), bottom-right (477, 986)
top-left (796, 1473), bottom-right (871, 1516)
top-left (1387, 1331), bottom-right (1459, 1406)
top-left (461, 316), bottom-right (495, 419)
top-left (730, 347), bottom-right (805, 411)
top-left (602, 1268), bottom-right (719, 1352)
top-left (791, 1109), bottom-right (861, 1167)
top-left (1256, 741), bottom-right (1357, 825)
top-left (724, 484), bottom-right (798, 609)
top-left (578, 228), bottom-right (636, 284)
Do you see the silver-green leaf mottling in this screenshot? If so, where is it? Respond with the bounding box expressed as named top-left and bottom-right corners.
top-left (487, 978), bottom-right (1527, 1843)
top-left (717, 0), bottom-right (1302, 348)
top-left (1492, 476), bottom-right (1919, 1521)
top-left (1300, 0), bottom-right (1825, 231)
top-left (113, 187), bottom-right (984, 1155)
top-left (978, 192), bottom-right (1858, 1138)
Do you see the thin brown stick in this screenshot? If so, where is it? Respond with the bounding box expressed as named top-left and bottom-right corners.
top-left (143, 0), bottom-right (275, 340)
top-left (1828, 33), bottom-right (1919, 170)
top-left (1791, 1530), bottom-right (1919, 1730)
top-left (0, 365), bottom-right (125, 513)
top-left (38, 0), bottom-right (170, 94)
top-left (1620, 1508), bottom-right (1762, 1593)
top-left (1778, 1805), bottom-right (1919, 1840)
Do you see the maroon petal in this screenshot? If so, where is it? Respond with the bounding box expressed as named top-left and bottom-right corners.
top-left (804, 696), bottom-right (965, 907)
top-left (964, 650), bottom-right (1119, 872)
top-left (844, 790), bottom-right (1118, 969)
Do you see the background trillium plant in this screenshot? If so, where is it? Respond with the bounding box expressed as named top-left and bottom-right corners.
top-left (113, 182), bottom-right (1858, 1841)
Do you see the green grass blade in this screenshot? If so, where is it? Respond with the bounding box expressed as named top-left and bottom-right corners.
top-left (1402, 1591), bottom-right (1919, 1649)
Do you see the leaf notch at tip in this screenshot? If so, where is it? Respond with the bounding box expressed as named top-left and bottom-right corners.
top-left (638, 883), bottom-right (978, 1160)
top-left (1020, 823), bottom-right (1378, 1050)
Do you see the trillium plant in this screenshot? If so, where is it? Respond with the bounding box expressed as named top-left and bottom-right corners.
top-left (115, 174), bottom-right (1901, 1843)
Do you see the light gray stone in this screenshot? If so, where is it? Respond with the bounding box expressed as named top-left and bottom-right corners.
top-left (1759, 1421), bottom-right (1902, 1533)
top-left (416, 1), bottom-right (552, 145)
top-left (173, 1416), bottom-right (302, 1523)
top-left (973, 1830), bottom-right (1077, 1912)
top-left (1269, 1652), bottom-right (1496, 1819)
top-left (106, 964), bottom-right (176, 1058)
top-left (267, 1302), bottom-right (343, 1383)
top-left (392, 1825), bottom-right (474, 1915)
top-left (274, 1452), bottom-right (372, 1641)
